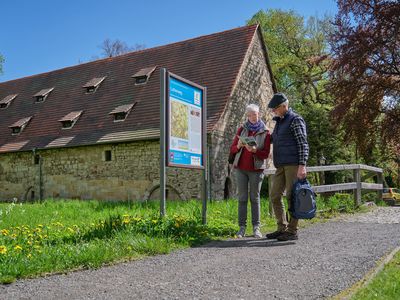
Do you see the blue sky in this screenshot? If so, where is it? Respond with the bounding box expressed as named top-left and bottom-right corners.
top-left (0, 0), bottom-right (338, 82)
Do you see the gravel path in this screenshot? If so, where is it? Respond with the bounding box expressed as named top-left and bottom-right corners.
top-left (2, 207), bottom-right (400, 300)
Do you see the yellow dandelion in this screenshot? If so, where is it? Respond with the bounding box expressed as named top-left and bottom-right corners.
top-left (14, 245), bottom-right (23, 251)
top-left (1, 229), bottom-right (9, 236)
top-left (11, 233), bottom-right (17, 239)
top-left (0, 245), bottom-right (7, 255)
top-left (27, 253), bottom-right (32, 259)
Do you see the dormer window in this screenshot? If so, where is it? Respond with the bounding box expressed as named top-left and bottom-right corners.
top-left (109, 103), bottom-right (136, 122)
top-left (132, 66), bottom-right (156, 85)
top-left (0, 94), bottom-right (18, 109)
top-left (58, 111), bottom-right (83, 129)
top-left (82, 77), bottom-right (106, 93)
top-left (33, 88), bottom-right (54, 103)
top-left (9, 116), bottom-right (32, 135)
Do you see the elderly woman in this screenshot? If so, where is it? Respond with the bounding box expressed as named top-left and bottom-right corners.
top-left (229, 104), bottom-right (271, 238)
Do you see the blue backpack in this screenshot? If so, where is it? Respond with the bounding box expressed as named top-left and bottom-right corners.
top-left (289, 178), bottom-right (317, 219)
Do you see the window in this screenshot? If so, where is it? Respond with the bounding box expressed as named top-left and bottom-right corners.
top-left (33, 88), bottom-right (54, 103)
top-left (9, 116), bottom-right (32, 135)
top-left (12, 127), bottom-right (21, 134)
top-left (82, 77), bottom-right (106, 93)
top-left (104, 150), bottom-right (112, 161)
top-left (0, 94), bottom-right (18, 109)
top-left (109, 103), bottom-right (136, 122)
top-left (132, 66), bottom-right (156, 85)
top-left (58, 111), bottom-right (83, 129)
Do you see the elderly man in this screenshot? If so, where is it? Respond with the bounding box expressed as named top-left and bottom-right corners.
top-left (267, 93), bottom-right (309, 241)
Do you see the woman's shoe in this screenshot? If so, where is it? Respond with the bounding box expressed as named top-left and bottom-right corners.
top-left (236, 226), bottom-right (246, 238)
top-left (253, 226), bottom-right (262, 238)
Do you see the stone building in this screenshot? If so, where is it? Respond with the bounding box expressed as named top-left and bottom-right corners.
top-left (0, 24), bottom-right (276, 202)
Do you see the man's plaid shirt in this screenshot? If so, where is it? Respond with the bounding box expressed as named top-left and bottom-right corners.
top-left (290, 117), bottom-right (309, 165)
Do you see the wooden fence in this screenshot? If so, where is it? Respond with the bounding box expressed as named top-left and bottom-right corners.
top-left (264, 164), bottom-right (383, 210)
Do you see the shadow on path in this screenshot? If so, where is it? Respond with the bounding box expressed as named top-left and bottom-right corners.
top-left (199, 238), bottom-right (296, 248)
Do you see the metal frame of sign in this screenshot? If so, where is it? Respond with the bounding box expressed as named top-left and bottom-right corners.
top-left (165, 72), bottom-right (206, 169)
top-left (159, 68), bottom-right (208, 224)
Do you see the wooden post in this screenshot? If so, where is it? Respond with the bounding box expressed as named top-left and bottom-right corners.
top-left (353, 168), bottom-right (361, 207)
top-left (377, 171), bottom-right (383, 202)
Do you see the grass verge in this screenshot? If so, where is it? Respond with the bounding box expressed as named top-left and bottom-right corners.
top-left (0, 195), bottom-right (356, 284)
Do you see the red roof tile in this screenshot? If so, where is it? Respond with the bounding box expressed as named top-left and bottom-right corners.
top-left (0, 25), bottom-right (265, 153)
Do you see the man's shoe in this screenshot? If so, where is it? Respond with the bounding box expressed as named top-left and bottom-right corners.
top-left (265, 230), bottom-right (285, 239)
top-left (253, 226), bottom-right (262, 238)
top-left (236, 226), bottom-right (246, 238)
top-left (277, 232), bottom-right (298, 241)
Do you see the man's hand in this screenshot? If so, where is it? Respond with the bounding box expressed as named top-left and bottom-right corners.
top-left (297, 165), bottom-right (307, 179)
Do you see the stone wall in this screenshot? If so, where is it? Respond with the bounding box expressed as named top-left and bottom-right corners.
top-left (209, 31), bottom-right (275, 200)
top-left (0, 141), bottom-right (203, 201)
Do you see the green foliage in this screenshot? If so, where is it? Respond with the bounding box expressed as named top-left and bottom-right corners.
top-left (316, 193), bottom-right (356, 216)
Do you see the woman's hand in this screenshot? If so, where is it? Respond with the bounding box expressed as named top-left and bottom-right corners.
top-left (245, 145), bottom-right (257, 153)
top-left (237, 137), bottom-right (244, 149)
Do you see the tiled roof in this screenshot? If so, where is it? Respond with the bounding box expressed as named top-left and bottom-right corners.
top-left (33, 87), bottom-right (54, 97)
top-left (58, 111), bottom-right (83, 122)
top-left (82, 77), bottom-right (106, 88)
top-left (0, 24), bottom-right (269, 153)
top-left (0, 94), bottom-right (18, 105)
top-left (132, 66), bottom-right (156, 78)
top-left (9, 116), bottom-right (32, 128)
top-left (109, 103), bottom-right (135, 115)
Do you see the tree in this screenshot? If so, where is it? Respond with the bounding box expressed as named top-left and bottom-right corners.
top-left (329, 0), bottom-right (400, 160)
top-left (99, 38), bottom-right (146, 58)
top-left (248, 10), bottom-right (353, 173)
top-left (249, 10), bottom-right (333, 105)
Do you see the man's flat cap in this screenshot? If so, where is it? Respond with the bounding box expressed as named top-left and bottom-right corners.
top-left (268, 93), bottom-right (288, 108)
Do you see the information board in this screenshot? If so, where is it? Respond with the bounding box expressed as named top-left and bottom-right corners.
top-left (167, 73), bottom-right (205, 169)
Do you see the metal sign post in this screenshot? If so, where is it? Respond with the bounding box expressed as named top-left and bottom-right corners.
top-left (160, 68), bottom-right (167, 217)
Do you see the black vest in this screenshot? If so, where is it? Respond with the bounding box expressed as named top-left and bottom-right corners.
top-left (272, 109), bottom-right (299, 167)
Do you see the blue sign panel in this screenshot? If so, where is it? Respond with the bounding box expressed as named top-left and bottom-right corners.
top-left (168, 75), bottom-right (204, 168)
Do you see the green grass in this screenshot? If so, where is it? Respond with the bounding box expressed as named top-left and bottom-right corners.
top-left (351, 250), bottom-right (400, 300)
top-left (0, 196), bottom-right (355, 284)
